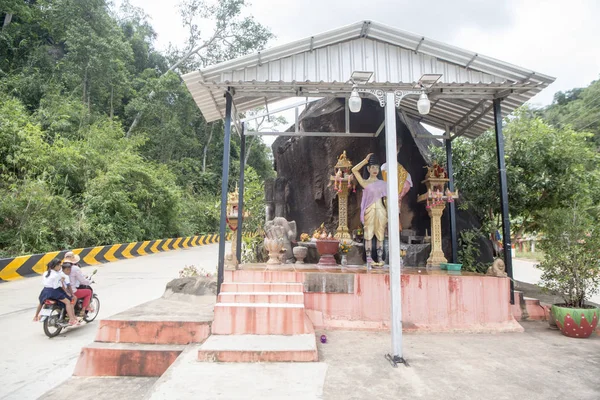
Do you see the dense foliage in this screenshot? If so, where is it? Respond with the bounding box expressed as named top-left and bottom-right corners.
top-left (432, 105), bottom-right (600, 240)
top-left (0, 0), bottom-right (274, 257)
top-left (537, 205), bottom-right (600, 307)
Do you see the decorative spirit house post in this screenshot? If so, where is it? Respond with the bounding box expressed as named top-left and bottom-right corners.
top-left (331, 151), bottom-right (356, 241)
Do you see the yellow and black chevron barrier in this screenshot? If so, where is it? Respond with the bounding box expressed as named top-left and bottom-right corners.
top-left (0, 233), bottom-right (229, 282)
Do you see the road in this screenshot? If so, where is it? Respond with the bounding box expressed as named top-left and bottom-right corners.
top-left (0, 244), bottom-right (221, 400)
top-left (512, 258), bottom-right (600, 304)
top-left (1, 249), bottom-right (596, 399)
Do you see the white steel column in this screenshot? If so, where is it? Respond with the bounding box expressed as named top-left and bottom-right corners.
top-left (384, 91), bottom-right (402, 359)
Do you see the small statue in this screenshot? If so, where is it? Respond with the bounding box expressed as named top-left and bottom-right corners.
top-left (333, 168), bottom-right (343, 192)
top-left (486, 258), bottom-right (508, 277)
top-left (347, 173), bottom-right (356, 193)
top-left (265, 217), bottom-right (297, 263)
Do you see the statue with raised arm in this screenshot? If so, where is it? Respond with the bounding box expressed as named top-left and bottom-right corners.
top-left (351, 153), bottom-right (388, 265)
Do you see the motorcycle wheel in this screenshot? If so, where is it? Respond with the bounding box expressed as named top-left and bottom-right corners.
top-left (84, 295), bottom-right (100, 323)
top-left (43, 306), bottom-right (63, 338)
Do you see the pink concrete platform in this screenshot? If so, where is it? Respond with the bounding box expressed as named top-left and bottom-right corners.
top-left (211, 303), bottom-right (312, 335)
top-left (511, 291), bottom-right (550, 322)
top-left (217, 292), bottom-right (305, 304)
top-left (96, 319), bottom-right (211, 345)
top-left (94, 298), bottom-right (213, 345)
top-left (221, 282), bottom-right (304, 292)
top-left (197, 334), bottom-right (318, 362)
top-left (226, 266), bottom-right (523, 333)
top-left (73, 342), bottom-right (184, 377)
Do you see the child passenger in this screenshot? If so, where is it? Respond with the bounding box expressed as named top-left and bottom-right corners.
top-left (33, 258), bottom-right (79, 325)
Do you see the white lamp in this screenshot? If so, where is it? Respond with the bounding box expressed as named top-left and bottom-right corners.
top-left (417, 91), bottom-right (430, 115)
top-left (348, 88), bottom-right (362, 113)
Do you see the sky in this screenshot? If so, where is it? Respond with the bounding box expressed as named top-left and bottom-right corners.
top-left (116, 0), bottom-right (600, 140)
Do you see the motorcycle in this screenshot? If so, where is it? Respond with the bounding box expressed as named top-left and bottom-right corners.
top-left (39, 269), bottom-right (101, 338)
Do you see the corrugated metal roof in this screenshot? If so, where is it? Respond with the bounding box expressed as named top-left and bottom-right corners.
top-left (182, 20), bottom-right (555, 138)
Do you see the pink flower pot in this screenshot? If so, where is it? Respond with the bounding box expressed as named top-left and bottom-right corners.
top-left (316, 239), bottom-right (340, 269)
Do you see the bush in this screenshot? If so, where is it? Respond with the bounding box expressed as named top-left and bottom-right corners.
top-left (536, 206), bottom-right (600, 308)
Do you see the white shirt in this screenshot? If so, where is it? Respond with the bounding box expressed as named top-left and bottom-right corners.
top-left (42, 270), bottom-right (70, 289)
top-left (69, 265), bottom-right (90, 291)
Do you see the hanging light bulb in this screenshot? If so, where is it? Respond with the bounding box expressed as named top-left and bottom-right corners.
top-left (348, 88), bottom-right (362, 113)
top-left (417, 91), bottom-right (430, 115)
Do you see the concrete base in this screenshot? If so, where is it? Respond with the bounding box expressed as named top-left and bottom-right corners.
top-left (211, 303), bottom-right (311, 335)
top-left (43, 377), bottom-right (158, 400)
top-left (73, 342), bottom-right (185, 377)
top-left (95, 298), bottom-right (213, 345)
top-left (197, 334), bottom-right (318, 362)
top-left (512, 291), bottom-right (551, 321)
top-left (218, 292), bottom-right (305, 304)
top-left (148, 346), bottom-right (328, 399)
top-left (227, 267), bottom-right (522, 333)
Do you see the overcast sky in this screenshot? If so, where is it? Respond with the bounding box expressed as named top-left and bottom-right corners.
top-left (119, 0), bottom-right (600, 107)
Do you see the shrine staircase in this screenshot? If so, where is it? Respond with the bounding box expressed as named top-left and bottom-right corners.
top-left (197, 277), bottom-right (319, 362)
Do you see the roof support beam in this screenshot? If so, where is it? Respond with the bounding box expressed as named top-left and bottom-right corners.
top-left (451, 100), bottom-right (486, 131)
top-left (454, 103), bottom-right (494, 139)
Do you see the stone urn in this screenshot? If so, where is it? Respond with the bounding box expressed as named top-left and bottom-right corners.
top-left (264, 237), bottom-right (284, 265)
top-left (293, 246), bottom-right (308, 264)
top-left (316, 239), bottom-right (340, 268)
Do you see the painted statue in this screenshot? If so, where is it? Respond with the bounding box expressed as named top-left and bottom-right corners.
top-left (381, 146), bottom-right (413, 231)
top-left (352, 153), bottom-right (388, 264)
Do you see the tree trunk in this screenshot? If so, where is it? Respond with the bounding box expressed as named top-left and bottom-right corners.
top-left (202, 122), bottom-right (216, 173)
top-left (244, 136), bottom-right (254, 164)
top-left (110, 86), bottom-right (114, 119)
top-left (2, 13), bottom-right (12, 31)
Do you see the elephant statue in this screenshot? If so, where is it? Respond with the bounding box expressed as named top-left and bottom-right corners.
top-left (264, 217), bottom-right (297, 264)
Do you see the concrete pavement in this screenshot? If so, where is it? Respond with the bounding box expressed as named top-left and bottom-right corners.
top-left (0, 244), bottom-right (221, 400)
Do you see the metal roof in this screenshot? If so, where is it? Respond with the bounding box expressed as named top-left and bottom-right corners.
top-left (182, 20), bottom-right (555, 139)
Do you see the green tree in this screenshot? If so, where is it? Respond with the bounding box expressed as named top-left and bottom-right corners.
top-left (542, 78), bottom-right (600, 147)
top-left (434, 107), bottom-right (600, 237)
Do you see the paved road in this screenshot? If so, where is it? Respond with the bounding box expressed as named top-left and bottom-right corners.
top-left (0, 244), bottom-right (221, 400)
top-left (513, 258), bottom-right (600, 304)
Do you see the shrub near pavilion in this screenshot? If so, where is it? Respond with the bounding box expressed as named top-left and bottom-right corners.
top-left (536, 206), bottom-right (600, 338)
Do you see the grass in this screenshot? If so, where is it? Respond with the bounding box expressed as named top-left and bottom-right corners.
top-left (514, 250), bottom-right (545, 262)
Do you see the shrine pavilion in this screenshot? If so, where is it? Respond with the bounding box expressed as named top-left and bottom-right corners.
top-left (182, 21), bottom-right (555, 365)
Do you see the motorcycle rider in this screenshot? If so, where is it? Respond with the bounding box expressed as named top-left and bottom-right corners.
top-left (33, 258), bottom-right (79, 325)
top-left (63, 252), bottom-right (93, 316)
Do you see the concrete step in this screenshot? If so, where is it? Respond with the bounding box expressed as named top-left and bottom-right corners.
top-left (211, 303), bottom-right (311, 335)
top-left (96, 319), bottom-right (211, 345)
top-left (73, 342), bottom-right (185, 377)
top-left (217, 292), bottom-right (304, 304)
top-left (42, 377), bottom-right (158, 399)
top-left (221, 282), bottom-right (304, 293)
top-left (197, 334), bottom-right (318, 362)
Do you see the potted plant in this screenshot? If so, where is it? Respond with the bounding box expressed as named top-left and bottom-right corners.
top-left (339, 242), bottom-right (352, 266)
top-left (536, 206), bottom-right (600, 338)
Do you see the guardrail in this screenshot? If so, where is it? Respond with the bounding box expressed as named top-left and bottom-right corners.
top-left (0, 234), bottom-right (228, 282)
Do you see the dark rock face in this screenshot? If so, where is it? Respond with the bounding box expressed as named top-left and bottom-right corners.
top-left (270, 98), bottom-right (493, 264)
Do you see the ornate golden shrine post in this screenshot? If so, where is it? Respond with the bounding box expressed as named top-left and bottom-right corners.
top-left (330, 151), bottom-right (356, 241)
top-left (417, 163), bottom-right (459, 268)
top-left (225, 186), bottom-right (241, 269)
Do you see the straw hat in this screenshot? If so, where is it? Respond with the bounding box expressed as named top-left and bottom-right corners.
top-left (64, 251), bottom-right (80, 263)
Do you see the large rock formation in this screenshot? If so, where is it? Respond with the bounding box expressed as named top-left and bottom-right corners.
top-left (270, 98), bottom-right (493, 264)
